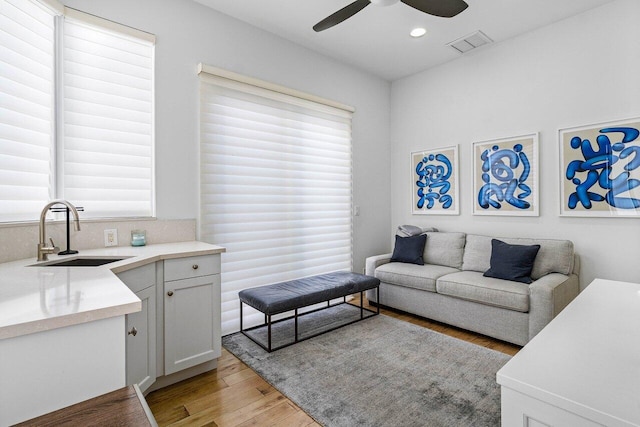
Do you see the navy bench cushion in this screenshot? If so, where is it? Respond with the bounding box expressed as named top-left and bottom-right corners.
top-left (239, 271), bottom-right (380, 315)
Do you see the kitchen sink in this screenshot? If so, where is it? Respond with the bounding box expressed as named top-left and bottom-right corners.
top-left (30, 257), bottom-right (131, 267)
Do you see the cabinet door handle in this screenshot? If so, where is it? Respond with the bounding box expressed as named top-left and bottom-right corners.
top-left (128, 327), bottom-right (138, 336)
top-left (167, 291), bottom-right (174, 297)
top-left (192, 264), bottom-right (199, 270)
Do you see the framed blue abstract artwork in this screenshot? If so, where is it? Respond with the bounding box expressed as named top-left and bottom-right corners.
top-left (411, 145), bottom-right (459, 215)
top-left (472, 134), bottom-right (539, 216)
top-left (559, 117), bottom-right (640, 218)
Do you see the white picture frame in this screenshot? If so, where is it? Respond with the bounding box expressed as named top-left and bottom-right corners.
top-left (559, 117), bottom-right (640, 218)
top-left (410, 145), bottom-right (459, 215)
top-left (472, 133), bottom-right (539, 216)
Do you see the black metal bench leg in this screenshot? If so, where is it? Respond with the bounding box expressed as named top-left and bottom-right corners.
top-left (376, 286), bottom-right (380, 314)
top-left (360, 291), bottom-right (364, 319)
top-left (295, 309), bottom-right (299, 343)
top-left (268, 315), bottom-right (272, 352)
top-left (240, 301), bottom-right (243, 332)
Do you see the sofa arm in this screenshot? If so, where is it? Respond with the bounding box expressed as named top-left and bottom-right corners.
top-left (365, 253), bottom-right (392, 276)
top-left (528, 273), bottom-right (580, 341)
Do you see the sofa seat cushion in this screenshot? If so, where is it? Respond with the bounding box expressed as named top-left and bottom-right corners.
top-left (436, 271), bottom-right (530, 312)
top-left (375, 263), bottom-right (460, 292)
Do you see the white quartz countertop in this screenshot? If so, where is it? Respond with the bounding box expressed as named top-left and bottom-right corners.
top-left (0, 241), bottom-right (225, 340)
top-left (496, 278), bottom-right (640, 426)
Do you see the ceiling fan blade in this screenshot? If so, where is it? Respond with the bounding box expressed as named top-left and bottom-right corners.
top-left (401, 0), bottom-right (468, 18)
top-left (313, 0), bottom-right (371, 32)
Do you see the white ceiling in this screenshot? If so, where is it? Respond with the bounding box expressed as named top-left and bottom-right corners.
top-left (193, 0), bottom-right (615, 81)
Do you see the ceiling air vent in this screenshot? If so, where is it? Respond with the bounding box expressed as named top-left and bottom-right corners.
top-left (447, 30), bottom-right (493, 54)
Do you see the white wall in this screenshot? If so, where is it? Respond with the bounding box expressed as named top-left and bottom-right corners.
top-left (390, 0), bottom-right (640, 289)
top-left (61, 0), bottom-right (392, 274)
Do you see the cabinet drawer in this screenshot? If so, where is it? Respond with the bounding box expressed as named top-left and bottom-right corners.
top-left (116, 263), bottom-right (156, 294)
top-left (164, 254), bottom-right (220, 282)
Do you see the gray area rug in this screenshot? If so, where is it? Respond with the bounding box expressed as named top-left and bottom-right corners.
top-left (223, 304), bottom-right (510, 426)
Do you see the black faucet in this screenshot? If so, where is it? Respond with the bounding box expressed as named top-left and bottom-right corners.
top-left (50, 205), bottom-right (84, 255)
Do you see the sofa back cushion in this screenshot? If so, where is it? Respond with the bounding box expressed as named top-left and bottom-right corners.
top-left (423, 232), bottom-right (466, 269)
top-left (462, 234), bottom-right (574, 280)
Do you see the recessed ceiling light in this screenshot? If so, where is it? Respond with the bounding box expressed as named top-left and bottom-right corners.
top-left (410, 27), bottom-right (427, 38)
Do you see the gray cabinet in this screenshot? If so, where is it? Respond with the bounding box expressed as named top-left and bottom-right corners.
top-left (117, 264), bottom-right (157, 393)
top-left (117, 253), bottom-right (222, 391)
top-left (125, 286), bottom-right (156, 393)
top-left (163, 255), bottom-right (221, 375)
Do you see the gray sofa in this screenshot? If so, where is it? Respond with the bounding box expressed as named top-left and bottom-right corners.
top-left (365, 232), bottom-right (580, 346)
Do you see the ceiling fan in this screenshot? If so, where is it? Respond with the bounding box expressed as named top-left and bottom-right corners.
top-left (313, 0), bottom-right (469, 32)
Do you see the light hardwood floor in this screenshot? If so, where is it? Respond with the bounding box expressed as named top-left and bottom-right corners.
top-left (147, 296), bottom-right (521, 426)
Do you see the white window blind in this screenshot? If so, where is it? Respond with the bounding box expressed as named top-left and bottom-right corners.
top-left (0, 2), bottom-right (155, 223)
top-left (61, 14), bottom-right (155, 217)
top-left (199, 70), bottom-right (353, 335)
top-left (0, 0), bottom-right (56, 222)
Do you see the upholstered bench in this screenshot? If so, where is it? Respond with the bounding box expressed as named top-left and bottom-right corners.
top-left (238, 271), bottom-right (380, 351)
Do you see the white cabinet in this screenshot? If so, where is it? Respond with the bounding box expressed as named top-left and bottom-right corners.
top-left (163, 254), bottom-right (221, 375)
top-left (117, 264), bottom-right (157, 393)
top-left (497, 279), bottom-right (640, 427)
top-left (0, 317), bottom-right (126, 425)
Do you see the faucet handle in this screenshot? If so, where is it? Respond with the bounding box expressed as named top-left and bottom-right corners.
top-left (49, 238), bottom-right (60, 254)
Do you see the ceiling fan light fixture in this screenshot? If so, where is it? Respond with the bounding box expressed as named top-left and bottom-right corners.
top-left (410, 27), bottom-right (427, 38)
top-left (313, 0), bottom-right (468, 32)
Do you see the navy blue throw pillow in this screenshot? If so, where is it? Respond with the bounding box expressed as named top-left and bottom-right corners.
top-left (483, 239), bottom-right (541, 284)
top-left (390, 234), bottom-right (427, 265)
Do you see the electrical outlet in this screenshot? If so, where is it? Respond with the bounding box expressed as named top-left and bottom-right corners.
top-left (104, 229), bottom-right (118, 247)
